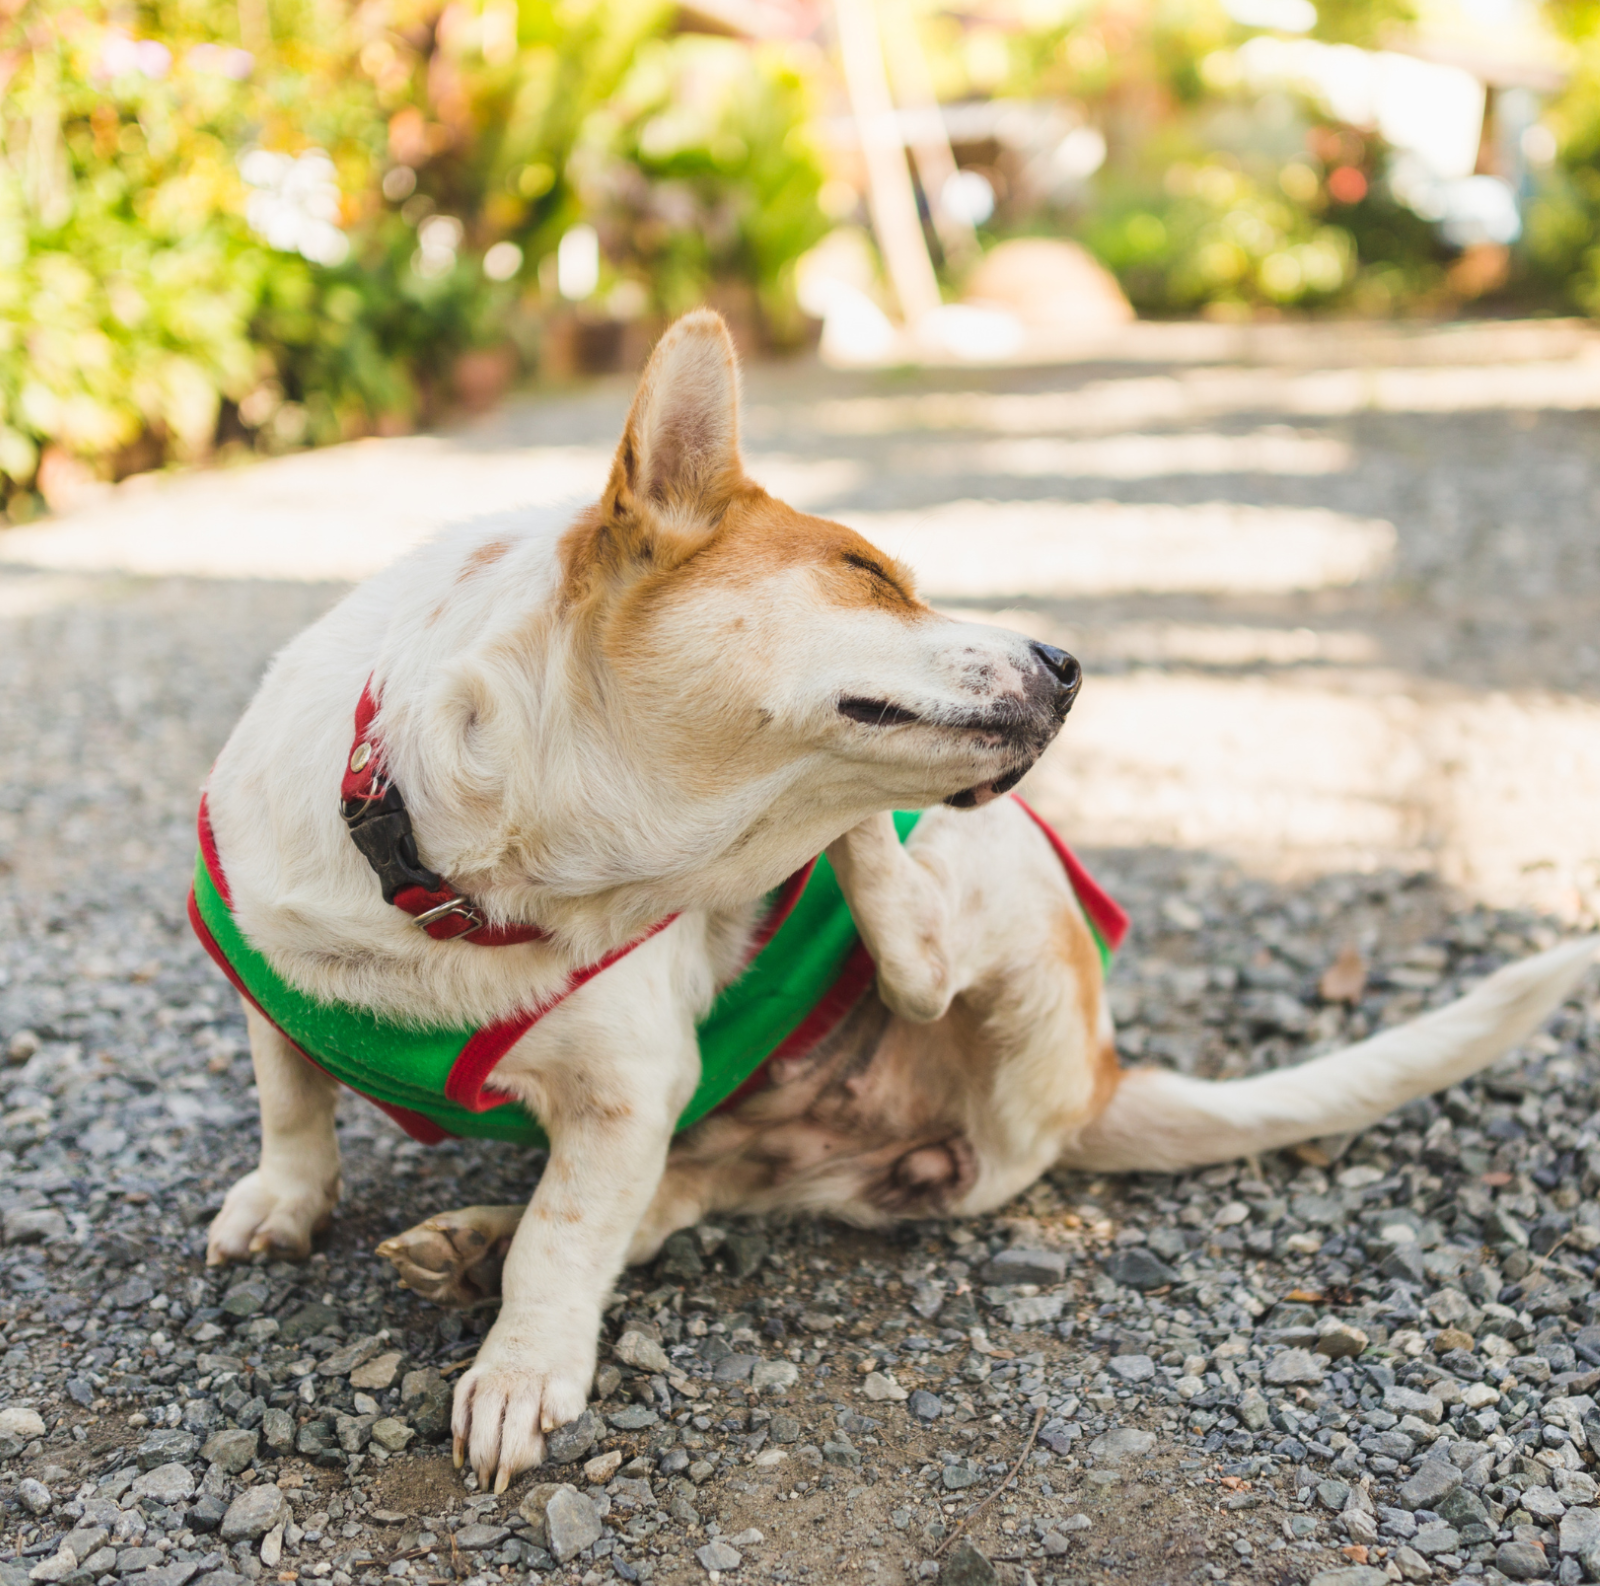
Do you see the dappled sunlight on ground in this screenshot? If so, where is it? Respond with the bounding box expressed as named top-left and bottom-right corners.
top-left (3, 315), bottom-right (1598, 923)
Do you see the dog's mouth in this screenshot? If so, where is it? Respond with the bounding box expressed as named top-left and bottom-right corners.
top-left (944, 764), bottom-right (1030, 809)
top-left (837, 696), bottom-right (1043, 807)
top-left (838, 696), bottom-right (920, 727)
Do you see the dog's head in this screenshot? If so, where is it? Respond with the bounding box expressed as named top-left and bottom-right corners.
top-left (450, 311), bottom-right (1079, 907)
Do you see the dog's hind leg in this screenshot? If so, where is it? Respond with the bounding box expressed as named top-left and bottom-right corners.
top-left (378, 1206), bottom-right (525, 1307)
top-left (207, 1003), bottom-right (342, 1264)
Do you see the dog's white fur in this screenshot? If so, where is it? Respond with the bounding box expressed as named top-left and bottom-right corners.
top-left (203, 311), bottom-right (1598, 1492)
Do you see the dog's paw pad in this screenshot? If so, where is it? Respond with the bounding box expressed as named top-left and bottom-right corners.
top-left (376, 1207), bottom-right (521, 1307)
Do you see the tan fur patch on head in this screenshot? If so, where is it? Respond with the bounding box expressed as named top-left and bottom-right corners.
top-left (647, 490), bottom-right (925, 621)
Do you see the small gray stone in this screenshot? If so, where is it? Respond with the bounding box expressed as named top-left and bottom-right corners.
top-left (1306, 1569), bottom-right (1387, 1586)
top-left (909, 1390), bottom-right (943, 1423)
top-left (1495, 1540), bottom-right (1552, 1579)
top-left (942, 1461), bottom-right (981, 1490)
top-left (61, 1529), bottom-right (107, 1562)
top-left (219, 1484), bottom-right (289, 1543)
top-left (348, 1351), bottom-right (402, 1391)
top-left (614, 1330), bottom-right (671, 1375)
top-left (1038, 1418), bottom-right (1080, 1455)
top-left (938, 1539), bottom-right (999, 1585)
top-left (259, 1407), bottom-right (294, 1452)
top-left (980, 1248), bottom-right (1067, 1286)
top-left (453, 1525), bottom-right (508, 1551)
top-left (1410, 1521), bottom-right (1461, 1555)
top-left (1238, 1388), bottom-right (1270, 1431)
top-left (1398, 1457), bottom-right (1462, 1508)
top-left (130, 1464), bottom-right (195, 1506)
top-left (1315, 1320), bottom-right (1369, 1360)
top-left (4, 1207), bottom-right (68, 1245)
top-left (201, 1427), bottom-right (258, 1473)
top-left (118, 1550), bottom-right (165, 1573)
top-left (1560, 1506), bottom-right (1600, 1555)
top-left (713, 1354), bottom-right (760, 1385)
top-left (1109, 1354), bottom-right (1155, 1384)
top-left (1088, 1428), bottom-right (1156, 1463)
top-left (695, 1539), bottom-right (742, 1573)
top-left (607, 1404), bottom-right (661, 1431)
top-left (544, 1488), bottom-right (602, 1562)
top-left (1384, 1385), bottom-right (1443, 1424)
top-left (657, 1230), bottom-right (704, 1281)
top-left (1264, 1348), bottom-right (1327, 1386)
top-left (0, 1407), bottom-right (46, 1440)
top-left (1317, 1480), bottom-right (1350, 1512)
top-left (17, 1477), bottom-right (52, 1515)
top-left (219, 1279), bottom-right (268, 1318)
top-left (1101, 1248), bottom-right (1177, 1292)
top-left (315, 1335), bottom-right (383, 1377)
top-left (334, 1411), bottom-right (376, 1453)
top-left (722, 1231), bottom-right (768, 1279)
top-left (136, 1429), bottom-right (198, 1470)
top-left (27, 1551), bottom-right (75, 1583)
top-left (141, 1564), bottom-right (199, 1586)
top-left (544, 1408), bottom-right (603, 1463)
top-left (750, 1361), bottom-right (798, 1397)
top-left (368, 1417), bottom-right (413, 1453)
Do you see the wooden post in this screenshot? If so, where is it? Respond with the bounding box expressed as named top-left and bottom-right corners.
top-left (879, 0), bottom-right (978, 268)
top-left (832, 0), bottom-right (942, 326)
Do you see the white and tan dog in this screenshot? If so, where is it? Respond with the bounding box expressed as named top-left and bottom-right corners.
top-left (200, 309), bottom-right (1597, 1492)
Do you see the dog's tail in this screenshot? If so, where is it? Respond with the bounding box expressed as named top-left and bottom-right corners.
top-left (1068, 936), bottom-right (1599, 1173)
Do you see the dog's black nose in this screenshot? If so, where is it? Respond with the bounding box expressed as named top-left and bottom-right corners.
top-left (1032, 643), bottom-right (1082, 715)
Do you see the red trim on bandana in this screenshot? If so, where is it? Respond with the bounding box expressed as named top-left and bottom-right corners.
top-left (1012, 796), bottom-right (1129, 952)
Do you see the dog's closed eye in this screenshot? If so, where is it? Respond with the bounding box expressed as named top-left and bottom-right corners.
top-left (838, 697), bottom-right (920, 727)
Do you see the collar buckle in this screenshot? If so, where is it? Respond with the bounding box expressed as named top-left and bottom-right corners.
top-left (409, 897), bottom-right (486, 938)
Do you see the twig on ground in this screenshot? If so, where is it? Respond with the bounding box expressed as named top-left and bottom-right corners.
top-left (934, 1405), bottom-right (1046, 1560)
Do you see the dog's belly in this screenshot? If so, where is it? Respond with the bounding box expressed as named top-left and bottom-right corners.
top-left (669, 983), bottom-right (984, 1222)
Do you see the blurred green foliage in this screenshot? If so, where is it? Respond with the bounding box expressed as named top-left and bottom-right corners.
top-left (0, 0), bottom-right (825, 514)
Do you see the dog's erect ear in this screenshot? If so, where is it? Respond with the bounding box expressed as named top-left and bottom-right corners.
top-left (602, 309), bottom-right (742, 548)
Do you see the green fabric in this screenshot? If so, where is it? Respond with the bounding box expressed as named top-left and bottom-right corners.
top-left (192, 810), bottom-right (922, 1145)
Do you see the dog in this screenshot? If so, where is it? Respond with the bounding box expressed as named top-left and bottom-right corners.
top-left (195, 309), bottom-right (1598, 1493)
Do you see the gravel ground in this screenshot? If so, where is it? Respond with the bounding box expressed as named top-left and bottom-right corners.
top-left (3, 327), bottom-right (1600, 1586)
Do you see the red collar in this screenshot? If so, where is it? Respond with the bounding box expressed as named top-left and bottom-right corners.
top-left (339, 680), bottom-right (547, 946)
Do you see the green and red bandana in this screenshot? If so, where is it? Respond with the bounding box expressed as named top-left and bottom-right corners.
top-left (189, 797), bottom-right (1125, 1147)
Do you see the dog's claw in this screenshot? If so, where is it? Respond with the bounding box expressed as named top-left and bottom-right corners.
top-left (452, 1435), bottom-right (465, 1470)
top-left (494, 1467), bottom-right (511, 1496)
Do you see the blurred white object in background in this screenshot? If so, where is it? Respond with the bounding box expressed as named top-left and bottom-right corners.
top-left (1223, 0), bottom-right (1317, 32)
top-left (940, 170), bottom-right (996, 227)
top-left (239, 148), bottom-right (350, 267)
top-left (414, 214), bottom-right (463, 280)
top-left (915, 303), bottom-right (1024, 360)
top-left (557, 225), bottom-right (601, 300)
top-left (482, 241), bottom-right (524, 282)
top-left (797, 229), bottom-right (900, 363)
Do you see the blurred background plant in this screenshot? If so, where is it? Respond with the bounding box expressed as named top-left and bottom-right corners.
top-left (0, 0), bottom-right (819, 517)
top-left (3, 0), bottom-right (1597, 518)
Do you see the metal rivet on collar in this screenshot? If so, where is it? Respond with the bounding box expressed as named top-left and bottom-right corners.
top-left (349, 742), bottom-right (372, 773)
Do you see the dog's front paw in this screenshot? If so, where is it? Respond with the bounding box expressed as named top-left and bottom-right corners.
top-left (452, 1335), bottom-right (593, 1493)
top-left (206, 1168), bottom-right (339, 1266)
